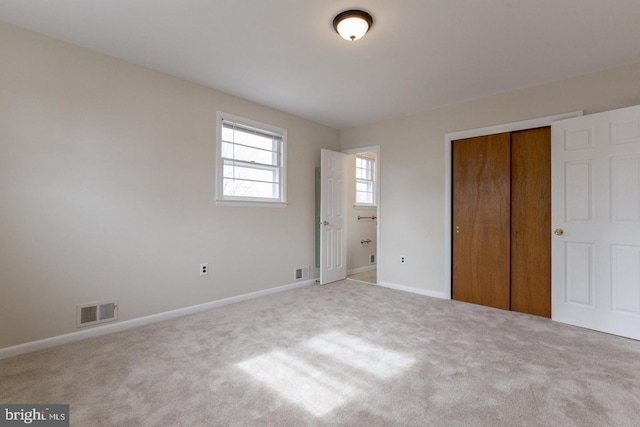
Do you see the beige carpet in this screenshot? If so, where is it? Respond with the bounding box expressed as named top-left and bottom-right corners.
top-left (1, 281), bottom-right (639, 426)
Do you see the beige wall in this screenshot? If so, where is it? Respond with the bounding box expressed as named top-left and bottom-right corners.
top-left (0, 23), bottom-right (339, 349)
top-left (340, 62), bottom-right (640, 295)
top-left (2, 20), bottom-right (640, 351)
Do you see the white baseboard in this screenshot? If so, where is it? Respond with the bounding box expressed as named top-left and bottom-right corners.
top-left (0, 278), bottom-right (317, 360)
top-left (376, 281), bottom-right (448, 300)
top-left (347, 265), bottom-right (376, 275)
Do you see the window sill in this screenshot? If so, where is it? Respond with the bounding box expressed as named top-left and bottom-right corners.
top-left (353, 204), bottom-right (377, 210)
top-left (215, 199), bottom-right (288, 208)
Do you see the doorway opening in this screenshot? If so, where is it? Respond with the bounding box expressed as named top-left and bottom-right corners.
top-left (344, 147), bottom-right (379, 285)
top-left (316, 146), bottom-right (380, 285)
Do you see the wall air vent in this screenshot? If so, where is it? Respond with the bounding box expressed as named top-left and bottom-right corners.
top-left (77, 300), bottom-right (118, 328)
top-left (294, 266), bottom-right (310, 281)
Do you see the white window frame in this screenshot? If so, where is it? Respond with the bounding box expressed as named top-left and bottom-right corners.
top-left (354, 154), bottom-right (376, 207)
top-left (216, 111), bottom-right (287, 207)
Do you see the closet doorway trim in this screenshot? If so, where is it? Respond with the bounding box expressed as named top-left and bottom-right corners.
top-left (443, 111), bottom-right (582, 300)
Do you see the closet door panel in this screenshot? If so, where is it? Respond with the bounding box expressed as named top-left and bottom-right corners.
top-left (452, 133), bottom-right (511, 310)
top-left (511, 127), bottom-right (552, 317)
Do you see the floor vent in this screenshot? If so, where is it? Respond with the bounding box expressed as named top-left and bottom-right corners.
top-left (77, 300), bottom-right (118, 328)
top-left (294, 266), bottom-right (310, 281)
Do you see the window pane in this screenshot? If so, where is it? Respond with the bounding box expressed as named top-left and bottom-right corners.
top-left (222, 124), bottom-right (280, 151)
top-left (356, 191), bottom-right (373, 204)
top-left (356, 158), bottom-right (373, 178)
top-left (356, 181), bottom-right (372, 193)
top-left (234, 130), bottom-right (277, 151)
top-left (222, 126), bottom-right (235, 143)
top-left (224, 163), bottom-right (279, 183)
top-left (361, 168), bottom-right (372, 180)
top-left (222, 141), bottom-right (279, 166)
top-left (221, 141), bottom-right (235, 158)
top-left (223, 178), bottom-right (279, 199)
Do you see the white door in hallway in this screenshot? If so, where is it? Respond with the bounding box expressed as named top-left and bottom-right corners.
top-left (551, 104), bottom-right (640, 340)
top-left (320, 149), bottom-right (347, 285)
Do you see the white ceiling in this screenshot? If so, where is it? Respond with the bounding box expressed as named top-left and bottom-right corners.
top-left (1, 0), bottom-right (639, 129)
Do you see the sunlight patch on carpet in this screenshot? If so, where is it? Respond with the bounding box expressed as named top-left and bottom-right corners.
top-left (303, 331), bottom-right (415, 379)
top-left (237, 350), bottom-right (360, 417)
top-left (237, 331), bottom-right (414, 417)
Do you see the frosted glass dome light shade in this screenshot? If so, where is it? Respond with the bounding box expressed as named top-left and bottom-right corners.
top-left (333, 10), bottom-right (373, 41)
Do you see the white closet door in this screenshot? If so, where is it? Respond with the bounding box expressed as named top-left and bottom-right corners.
top-left (552, 105), bottom-right (640, 340)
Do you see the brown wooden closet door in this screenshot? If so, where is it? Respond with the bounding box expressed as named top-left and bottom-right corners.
top-left (452, 133), bottom-right (511, 310)
top-left (510, 127), bottom-right (551, 317)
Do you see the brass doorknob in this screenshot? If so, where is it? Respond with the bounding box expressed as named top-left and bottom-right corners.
top-left (320, 221), bottom-right (329, 226)
top-left (554, 228), bottom-right (564, 236)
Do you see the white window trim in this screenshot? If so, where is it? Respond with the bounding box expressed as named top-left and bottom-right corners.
top-left (215, 111), bottom-right (288, 207)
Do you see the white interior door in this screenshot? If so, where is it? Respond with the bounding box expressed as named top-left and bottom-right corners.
top-left (552, 105), bottom-right (640, 340)
top-left (320, 149), bottom-right (347, 285)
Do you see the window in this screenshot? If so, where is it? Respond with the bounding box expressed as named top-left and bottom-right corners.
top-left (216, 112), bottom-right (287, 206)
top-left (355, 154), bottom-right (375, 206)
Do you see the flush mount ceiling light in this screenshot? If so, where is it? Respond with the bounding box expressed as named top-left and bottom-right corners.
top-left (333, 9), bottom-right (373, 41)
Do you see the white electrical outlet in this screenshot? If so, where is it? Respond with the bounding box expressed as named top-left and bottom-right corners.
top-left (200, 263), bottom-right (208, 276)
top-left (400, 256), bottom-right (406, 264)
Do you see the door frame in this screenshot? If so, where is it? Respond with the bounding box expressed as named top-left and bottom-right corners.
top-left (342, 145), bottom-right (381, 283)
top-left (443, 111), bottom-right (582, 299)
